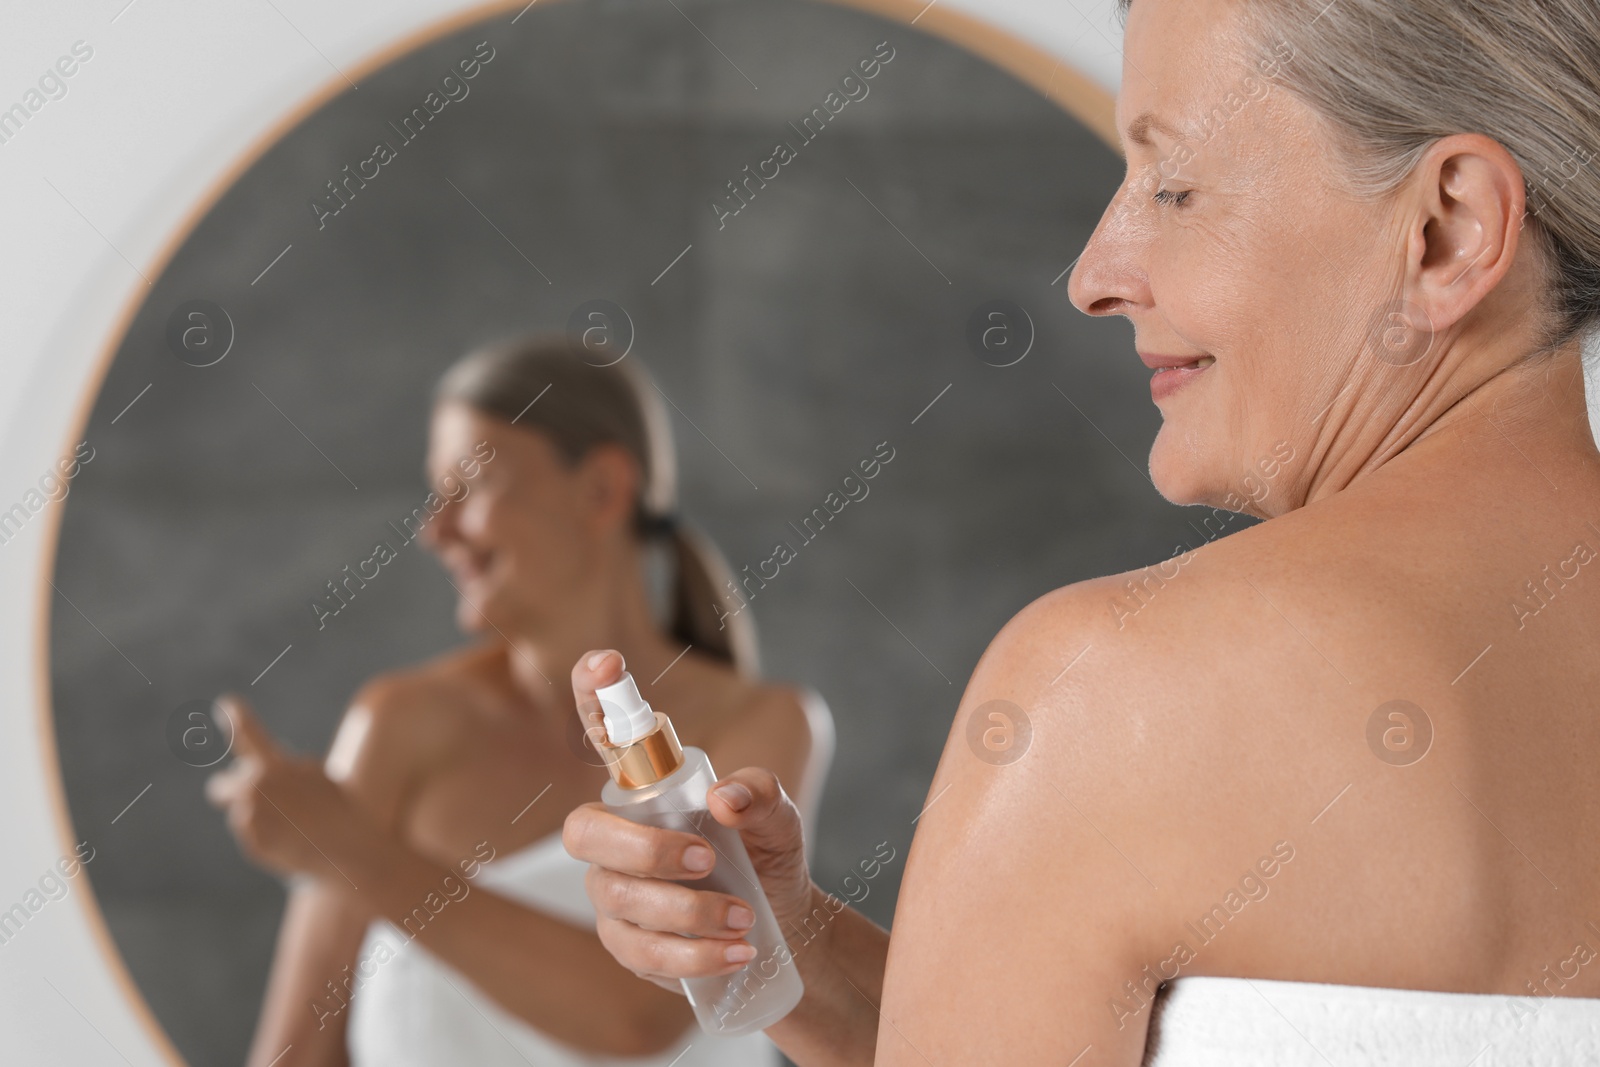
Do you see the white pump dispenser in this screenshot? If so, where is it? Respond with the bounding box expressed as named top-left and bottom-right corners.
top-left (595, 673), bottom-right (657, 745)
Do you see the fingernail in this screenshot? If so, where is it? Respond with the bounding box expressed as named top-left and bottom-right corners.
top-left (713, 783), bottom-right (752, 812)
top-left (727, 906), bottom-right (755, 930)
top-left (725, 943), bottom-right (756, 963)
top-left (586, 651), bottom-right (608, 670)
top-left (684, 845), bottom-right (715, 872)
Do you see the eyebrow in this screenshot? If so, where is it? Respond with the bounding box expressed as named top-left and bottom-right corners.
top-left (1126, 111), bottom-right (1182, 147)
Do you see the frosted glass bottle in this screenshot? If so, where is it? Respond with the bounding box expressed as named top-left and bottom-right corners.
top-left (592, 670), bottom-right (804, 1037)
top-left (602, 746), bottom-right (805, 1036)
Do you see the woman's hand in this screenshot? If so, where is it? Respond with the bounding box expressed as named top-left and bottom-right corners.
top-left (563, 650), bottom-right (820, 992)
top-left (206, 694), bottom-right (367, 881)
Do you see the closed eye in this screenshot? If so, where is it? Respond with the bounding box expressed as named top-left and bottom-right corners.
top-left (1153, 189), bottom-right (1192, 207)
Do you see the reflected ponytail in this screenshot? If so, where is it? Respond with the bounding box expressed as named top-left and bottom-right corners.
top-left (435, 337), bottom-right (759, 676)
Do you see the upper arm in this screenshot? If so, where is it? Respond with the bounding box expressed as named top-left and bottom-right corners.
top-left (873, 581), bottom-right (1174, 1066)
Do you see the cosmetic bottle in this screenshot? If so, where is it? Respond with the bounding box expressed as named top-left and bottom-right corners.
top-left (593, 671), bottom-right (804, 1036)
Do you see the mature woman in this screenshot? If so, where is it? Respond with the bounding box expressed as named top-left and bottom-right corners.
top-left (562, 0), bottom-right (1600, 1062)
top-left (206, 339), bottom-right (833, 1066)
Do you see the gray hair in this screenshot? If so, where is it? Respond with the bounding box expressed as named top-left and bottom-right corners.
top-left (1116, 0), bottom-right (1600, 355)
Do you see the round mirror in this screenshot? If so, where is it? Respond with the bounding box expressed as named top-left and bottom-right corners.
top-left (47, 1), bottom-right (1198, 1062)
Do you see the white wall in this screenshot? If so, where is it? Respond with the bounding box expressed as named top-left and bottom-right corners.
top-left (0, 1), bottom-right (1120, 1063)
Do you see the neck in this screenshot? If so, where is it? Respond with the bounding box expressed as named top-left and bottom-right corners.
top-left (500, 544), bottom-right (688, 718)
top-left (1298, 334), bottom-right (1595, 512)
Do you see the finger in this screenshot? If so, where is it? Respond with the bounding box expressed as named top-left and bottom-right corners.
top-left (204, 763), bottom-right (250, 808)
top-left (586, 865), bottom-right (756, 940)
top-left (215, 694), bottom-right (284, 765)
top-left (564, 802), bottom-right (720, 881)
top-left (224, 793), bottom-right (260, 841)
top-left (703, 767), bottom-right (804, 854)
top-left (596, 914), bottom-right (756, 981)
top-left (570, 649), bottom-right (626, 746)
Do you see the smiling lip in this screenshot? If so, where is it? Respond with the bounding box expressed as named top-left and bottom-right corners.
top-left (1139, 353), bottom-right (1215, 402)
top-left (1139, 352), bottom-right (1210, 369)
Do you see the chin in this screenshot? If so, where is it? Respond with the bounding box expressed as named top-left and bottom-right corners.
top-left (454, 590), bottom-right (504, 634)
top-left (1147, 433), bottom-right (1214, 508)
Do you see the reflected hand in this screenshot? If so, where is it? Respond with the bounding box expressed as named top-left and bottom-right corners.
top-left (205, 694), bottom-right (362, 881)
top-left (563, 649), bottom-right (819, 992)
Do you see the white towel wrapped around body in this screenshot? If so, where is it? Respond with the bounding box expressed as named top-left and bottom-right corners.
top-left (1144, 976), bottom-right (1600, 1066)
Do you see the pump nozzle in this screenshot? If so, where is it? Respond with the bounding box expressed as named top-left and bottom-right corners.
top-left (592, 670), bottom-right (684, 788)
top-left (595, 672), bottom-right (658, 746)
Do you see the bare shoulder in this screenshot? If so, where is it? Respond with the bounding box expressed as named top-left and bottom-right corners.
top-left (919, 501), bottom-right (1503, 961)
top-left (878, 569), bottom-right (1240, 1061)
top-left (723, 679), bottom-right (818, 746)
top-left (664, 656), bottom-right (824, 806)
top-left (887, 495), bottom-right (1600, 1050)
top-left (918, 518), bottom-right (1393, 928)
top-left (959, 510), bottom-right (1406, 802)
top-left (344, 642), bottom-right (499, 717)
top-left (325, 643), bottom-right (503, 818)
top-left (718, 678), bottom-right (821, 799)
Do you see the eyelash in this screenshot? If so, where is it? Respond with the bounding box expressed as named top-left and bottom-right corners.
top-left (1153, 189), bottom-right (1192, 207)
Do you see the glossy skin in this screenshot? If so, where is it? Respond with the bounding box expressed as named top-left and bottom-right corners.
top-left (564, 0), bottom-right (1600, 1063)
top-left (208, 402), bottom-right (820, 1067)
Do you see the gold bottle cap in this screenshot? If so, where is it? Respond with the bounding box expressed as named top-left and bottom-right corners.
top-left (596, 712), bottom-right (684, 789)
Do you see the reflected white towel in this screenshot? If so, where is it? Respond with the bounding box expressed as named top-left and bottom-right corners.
top-left (1144, 976), bottom-right (1600, 1066)
top-left (346, 831), bottom-right (781, 1066)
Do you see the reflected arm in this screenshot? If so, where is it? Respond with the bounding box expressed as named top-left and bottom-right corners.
top-left (244, 880), bottom-right (366, 1067)
top-left (296, 683), bottom-right (823, 1056)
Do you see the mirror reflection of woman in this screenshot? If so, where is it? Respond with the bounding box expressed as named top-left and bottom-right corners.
top-left (207, 339), bottom-right (832, 1067)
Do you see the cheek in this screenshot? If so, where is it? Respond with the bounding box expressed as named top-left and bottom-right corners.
top-left (1146, 213), bottom-right (1242, 352)
top-left (1146, 212), bottom-right (1292, 504)
top-left (1164, 206), bottom-right (1312, 403)
top-left (464, 495), bottom-right (583, 563)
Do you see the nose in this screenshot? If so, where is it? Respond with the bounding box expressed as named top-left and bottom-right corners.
top-left (420, 497), bottom-right (457, 551)
top-left (1067, 177), bottom-right (1154, 320)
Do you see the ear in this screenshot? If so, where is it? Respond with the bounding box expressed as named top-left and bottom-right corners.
top-left (1410, 133), bottom-right (1528, 334)
top-left (575, 443), bottom-right (643, 535)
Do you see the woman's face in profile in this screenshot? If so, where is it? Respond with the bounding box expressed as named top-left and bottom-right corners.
top-left (1070, 0), bottom-right (1405, 516)
top-left (422, 401), bottom-right (604, 633)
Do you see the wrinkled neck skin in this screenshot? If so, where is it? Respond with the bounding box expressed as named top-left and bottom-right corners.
top-left (1255, 317), bottom-right (1593, 519)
